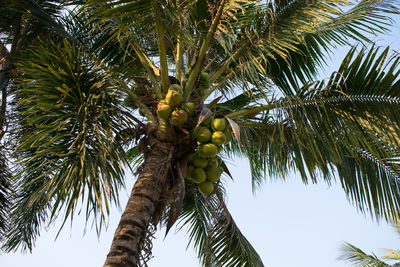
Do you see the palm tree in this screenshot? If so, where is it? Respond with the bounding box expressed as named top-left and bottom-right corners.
top-left (339, 217), bottom-right (400, 266)
top-left (1, 1), bottom-right (400, 266)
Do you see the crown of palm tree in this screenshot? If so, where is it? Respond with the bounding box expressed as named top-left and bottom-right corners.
top-left (1, 0), bottom-right (400, 266)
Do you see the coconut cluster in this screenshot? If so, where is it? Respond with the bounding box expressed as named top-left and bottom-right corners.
top-left (156, 84), bottom-right (195, 127)
top-left (186, 117), bottom-right (232, 195)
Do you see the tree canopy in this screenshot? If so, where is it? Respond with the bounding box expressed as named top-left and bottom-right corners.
top-left (1, 0), bottom-right (400, 266)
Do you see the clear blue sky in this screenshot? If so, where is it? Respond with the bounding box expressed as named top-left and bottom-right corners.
top-left (1, 9), bottom-right (400, 267)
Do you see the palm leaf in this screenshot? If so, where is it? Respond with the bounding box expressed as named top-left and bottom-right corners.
top-left (338, 242), bottom-right (390, 267)
top-left (4, 38), bottom-right (133, 252)
top-left (179, 184), bottom-right (263, 267)
top-left (0, 151), bottom-right (11, 241)
top-left (224, 46), bottom-right (400, 220)
top-left (216, 0), bottom-right (399, 96)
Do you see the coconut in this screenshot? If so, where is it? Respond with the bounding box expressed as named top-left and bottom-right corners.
top-left (206, 166), bottom-right (222, 182)
top-left (186, 164), bottom-right (195, 180)
top-left (201, 115), bottom-right (214, 126)
top-left (170, 109), bottom-right (188, 127)
top-left (166, 89), bottom-right (183, 106)
top-left (183, 102), bottom-right (196, 117)
top-left (197, 143), bottom-right (218, 158)
top-left (199, 71), bottom-right (209, 83)
top-left (195, 126), bottom-right (212, 143)
top-left (182, 78), bottom-right (188, 86)
top-left (169, 84), bottom-right (183, 94)
top-left (208, 157), bottom-right (218, 168)
top-left (192, 168), bottom-right (207, 183)
top-left (185, 70), bottom-right (191, 78)
top-left (156, 100), bottom-right (172, 119)
top-left (211, 118), bottom-right (227, 131)
top-left (193, 156), bottom-right (208, 168)
top-left (211, 131), bottom-right (226, 145)
top-left (198, 181), bottom-right (214, 195)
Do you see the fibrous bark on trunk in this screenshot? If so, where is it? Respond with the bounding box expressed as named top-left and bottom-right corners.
top-left (104, 138), bottom-right (175, 267)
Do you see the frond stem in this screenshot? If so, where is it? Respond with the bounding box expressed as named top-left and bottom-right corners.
top-left (175, 32), bottom-right (183, 82)
top-left (183, 0), bottom-right (227, 100)
top-left (209, 39), bottom-right (251, 85)
top-left (226, 95), bottom-right (400, 119)
top-left (203, 73), bottom-right (232, 100)
top-left (116, 78), bottom-right (157, 127)
top-left (152, 0), bottom-right (170, 94)
top-left (128, 40), bottom-right (162, 99)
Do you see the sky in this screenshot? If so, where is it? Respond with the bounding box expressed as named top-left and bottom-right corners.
top-left (1, 6), bottom-right (400, 267)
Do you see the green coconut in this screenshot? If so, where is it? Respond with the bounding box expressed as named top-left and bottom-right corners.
top-left (195, 126), bottom-right (212, 143)
top-left (183, 102), bottom-right (196, 117)
top-left (170, 109), bottom-right (188, 127)
top-left (156, 100), bottom-right (172, 119)
top-left (198, 181), bottom-right (214, 195)
top-left (186, 164), bottom-right (195, 180)
top-left (197, 143), bottom-right (218, 158)
top-left (211, 131), bottom-right (226, 145)
top-left (206, 166), bottom-right (222, 182)
top-left (182, 77), bottom-right (188, 86)
top-left (199, 71), bottom-right (209, 83)
top-left (211, 118), bottom-right (227, 131)
top-left (208, 157), bottom-right (218, 168)
top-left (169, 84), bottom-right (183, 94)
top-left (193, 156), bottom-right (208, 168)
top-left (185, 70), bottom-right (191, 78)
top-left (201, 115), bottom-right (214, 126)
top-left (165, 89), bottom-right (183, 106)
top-left (192, 168), bottom-right (207, 183)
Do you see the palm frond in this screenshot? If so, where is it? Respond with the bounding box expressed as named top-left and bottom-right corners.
top-left (219, 0), bottom-right (399, 95)
top-left (224, 46), bottom-right (400, 220)
top-left (338, 242), bottom-right (390, 267)
top-left (179, 184), bottom-right (263, 267)
top-left (4, 38), bottom-right (133, 252)
top-left (0, 151), bottom-right (11, 241)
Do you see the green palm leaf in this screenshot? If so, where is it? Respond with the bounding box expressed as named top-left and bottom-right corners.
top-left (339, 242), bottom-right (391, 267)
top-left (224, 46), bottom-right (400, 219)
top-left (179, 184), bottom-right (263, 267)
top-left (4, 38), bottom-right (132, 252)
top-left (220, 0), bottom-right (399, 95)
top-left (0, 152), bottom-right (11, 241)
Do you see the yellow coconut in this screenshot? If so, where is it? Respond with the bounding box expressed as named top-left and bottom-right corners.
top-left (211, 131), bottom-right (226, 145)
top-left (197, 143), bottom-right (218, 158)
top-left (166, 89), bottom-right (183, 107)
top-left (211, 118), bottom-right (227, 131)
top-left (195, 126), bottom-right (212, 143)
top-left (170, 109), bottom-right (188, 127)
top-left (157, 100), bottom-right (172, 119)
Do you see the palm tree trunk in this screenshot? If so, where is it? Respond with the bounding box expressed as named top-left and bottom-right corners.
top-left (104, 138), bottom-right (174, 267)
